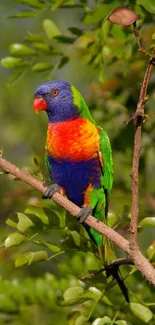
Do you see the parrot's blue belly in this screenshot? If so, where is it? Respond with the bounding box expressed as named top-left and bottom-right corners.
top-left (48, 157), bottom-right (101, 207)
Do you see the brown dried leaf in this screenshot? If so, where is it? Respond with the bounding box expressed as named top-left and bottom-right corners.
top-left (108, 7), bottom-right (141, 26)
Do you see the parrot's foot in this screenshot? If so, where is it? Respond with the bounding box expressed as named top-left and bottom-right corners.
top-left (77, 207), bottom-right (92, 224)
top-left (42, 184), bottom-right (61, 199)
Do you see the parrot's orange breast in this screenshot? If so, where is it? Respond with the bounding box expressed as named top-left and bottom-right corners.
top-left (46, 117), bottom-right (100, 161)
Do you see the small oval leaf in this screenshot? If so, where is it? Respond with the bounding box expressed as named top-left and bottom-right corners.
top-left (32, 62), bottom-right (53, 72)
top-left (9, 43), bottom-right (36, 56)
top-left (9, 10), bottom-right (36, 18)
top-left (139, 217), bottom-right (155, 228)
top-left (34, 240), bottom-right (60, 253)
top-left (130, 303), bottom-right (152, 323)
top-left (92, 316), bottom-right (111, 325)
top-left (1, 57), bottom-right (28, 68)
top-left (17, 213), bottom-right (34, 232)
top-left (16, 0), bottom-right (45, 9)
top-left (75, 315), bottom-right (88, 325)
top-left (4, 233), bottom-right (26, 248)
top-left (115, 321), bottom-right (128, 325)
top-left (64, 287), bottom-right (84, 301)
top-left (58, 56), bottom-right (69, 69)
top-left (33, 42), bottom-right (51, 53)
top-left (147, 241), bottom-right (155, 261)
top-left (15, 250), bottom-right (48, 267)
top-left (54, 35), bottom-right (75, 44)
top-left (43, 19), bottom-right (61, 39)
top-left (25, 206), bottom-right (49, 225)
top-left (6, 218), bottom-right (18, 228)
top-left (69, 27), bottom-right (83, 36)
top-left (24, 32), bottom-right (43, 43)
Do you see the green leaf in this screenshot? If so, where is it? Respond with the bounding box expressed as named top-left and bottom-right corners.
top-left (84, 1), bottom-right (119, 25)
top-left (68, 27), bottom-right (83, 36)
top-left (130, 303), bottom-right (152, 323)
top-left (147, 242), bottom-right (155, 261)
top-left (17, 213), bottom-right (34, 232)
top-left (32, 62), bottom-right (53, 72)
top-left (15, 250), bottom-right (48, 267)
top-left (71, 231), bottom-right (80, 247)
top-left (102, 295), bottom-right (112, 306)
top-left (24, 32), bottom-right (43, 42)
top-left (115, 321), bottom-right (128, 325)
top-left (1, 56), bottom-right (28, 68)
top-left (33, 42), bottom-right (51, 53)
top-left (107, 211), bottom-right (118, 227)
top-left (25, 206), bottom-right (49, 225)
top-left (0, 146), bottom-right (3, 157)
top-left (152, 33), bottom-right (155, 40)
top-left (9, 10), bottom-right (37, 18)
top-left (139, 217), bottom-right (155, 228)
top-left (9, 43), bottom-right (36, 56)
top-left (57, 56), bottom-right (69, 69)
top-left (16, 0), bottom-right (45, 9)
top-left (92, 317), bottom-right (111, 325)
top-left (62, 286), bottom-right (102, 306)
top-left (137, 0), bottom-right (155, 14)
top-left (0, 294), bottom-right (17, 312)
top-left (111, 25), bottom-right (126, 42)
top-left (75, 315), bottom-right (88, 325)
top-left (34, 240), bottom-right (60, 253)
top-left (43, 19), bottom-right (61, 40)
top-left (54, 35), bottom-right (75, 44)
top-left (64, 287), bottom-right (84, 301)
top-left (51, 0), bottom-right (65, 11)
top-left (6, 218), bottom-right (18, 228)
top-left (4, 233), bottom-right (26, 248)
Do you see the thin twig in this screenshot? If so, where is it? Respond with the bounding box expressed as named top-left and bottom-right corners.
top-left (133, 22), bottom-right (146, 55)
top-left (130, 48), bottom-right (155, 252)
top-left (79, 258), bottom-right (133, 280)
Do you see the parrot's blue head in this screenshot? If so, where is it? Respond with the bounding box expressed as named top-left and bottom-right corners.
top-left (34, 80), bottom-right (79, 123)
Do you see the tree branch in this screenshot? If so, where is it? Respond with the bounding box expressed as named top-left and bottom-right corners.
top-left (0, 156), bottom-right (155, 285)
top-left (130, 49), bottom-right (155, 253)
top-left (0, 157), bottom-right (129, 253)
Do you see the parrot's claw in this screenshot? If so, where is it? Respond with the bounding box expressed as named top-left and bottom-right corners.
top-left (42, 184), bottom-right (61, 199)
top-left (77, 207), bottom-right (92, 224)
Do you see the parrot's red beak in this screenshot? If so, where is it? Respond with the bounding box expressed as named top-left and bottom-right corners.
top-left (33, 98), bottom-right (48, 114)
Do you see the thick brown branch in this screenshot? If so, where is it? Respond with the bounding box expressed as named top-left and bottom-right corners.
top-left (130, 49), bottom-right (155, 251)
top-left (0, 157), bottom-right (129, 253)
top-left (0, 157), bottom-right (155, 284)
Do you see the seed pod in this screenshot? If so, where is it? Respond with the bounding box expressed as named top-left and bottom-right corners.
top-left (108, 6), bottom-right (141, 26)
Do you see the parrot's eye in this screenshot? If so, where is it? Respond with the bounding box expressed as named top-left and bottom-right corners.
top-left (51, 89), bottom-right (59, 97)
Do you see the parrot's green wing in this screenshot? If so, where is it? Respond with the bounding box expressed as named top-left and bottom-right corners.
top-left (98, 127), bottom-right (113, 198)
top-left (44, 150), bottom-right (52, 176)
top-left (97, 127), bottom-right (114, 262)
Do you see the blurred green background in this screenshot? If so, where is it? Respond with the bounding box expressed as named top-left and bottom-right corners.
top-left (0, 1), bottom-right (155, 324)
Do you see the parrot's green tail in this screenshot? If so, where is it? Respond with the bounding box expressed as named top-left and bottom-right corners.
top-left (88, 189), bottom-right (129, 302)
top-left (97, 241), bottom-right (129, 303)
top-left (98, 237), bottom-right (116, 265)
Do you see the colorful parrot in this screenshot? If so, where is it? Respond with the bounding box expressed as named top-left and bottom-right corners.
top-left (33, 80), bottom-right (129, 301)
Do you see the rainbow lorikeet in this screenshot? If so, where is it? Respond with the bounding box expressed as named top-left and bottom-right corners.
top-left (33, 80), bottom-right (129, 301)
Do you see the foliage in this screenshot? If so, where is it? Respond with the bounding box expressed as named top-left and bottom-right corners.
top-left (0, 0), bottom-right (155, 324)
